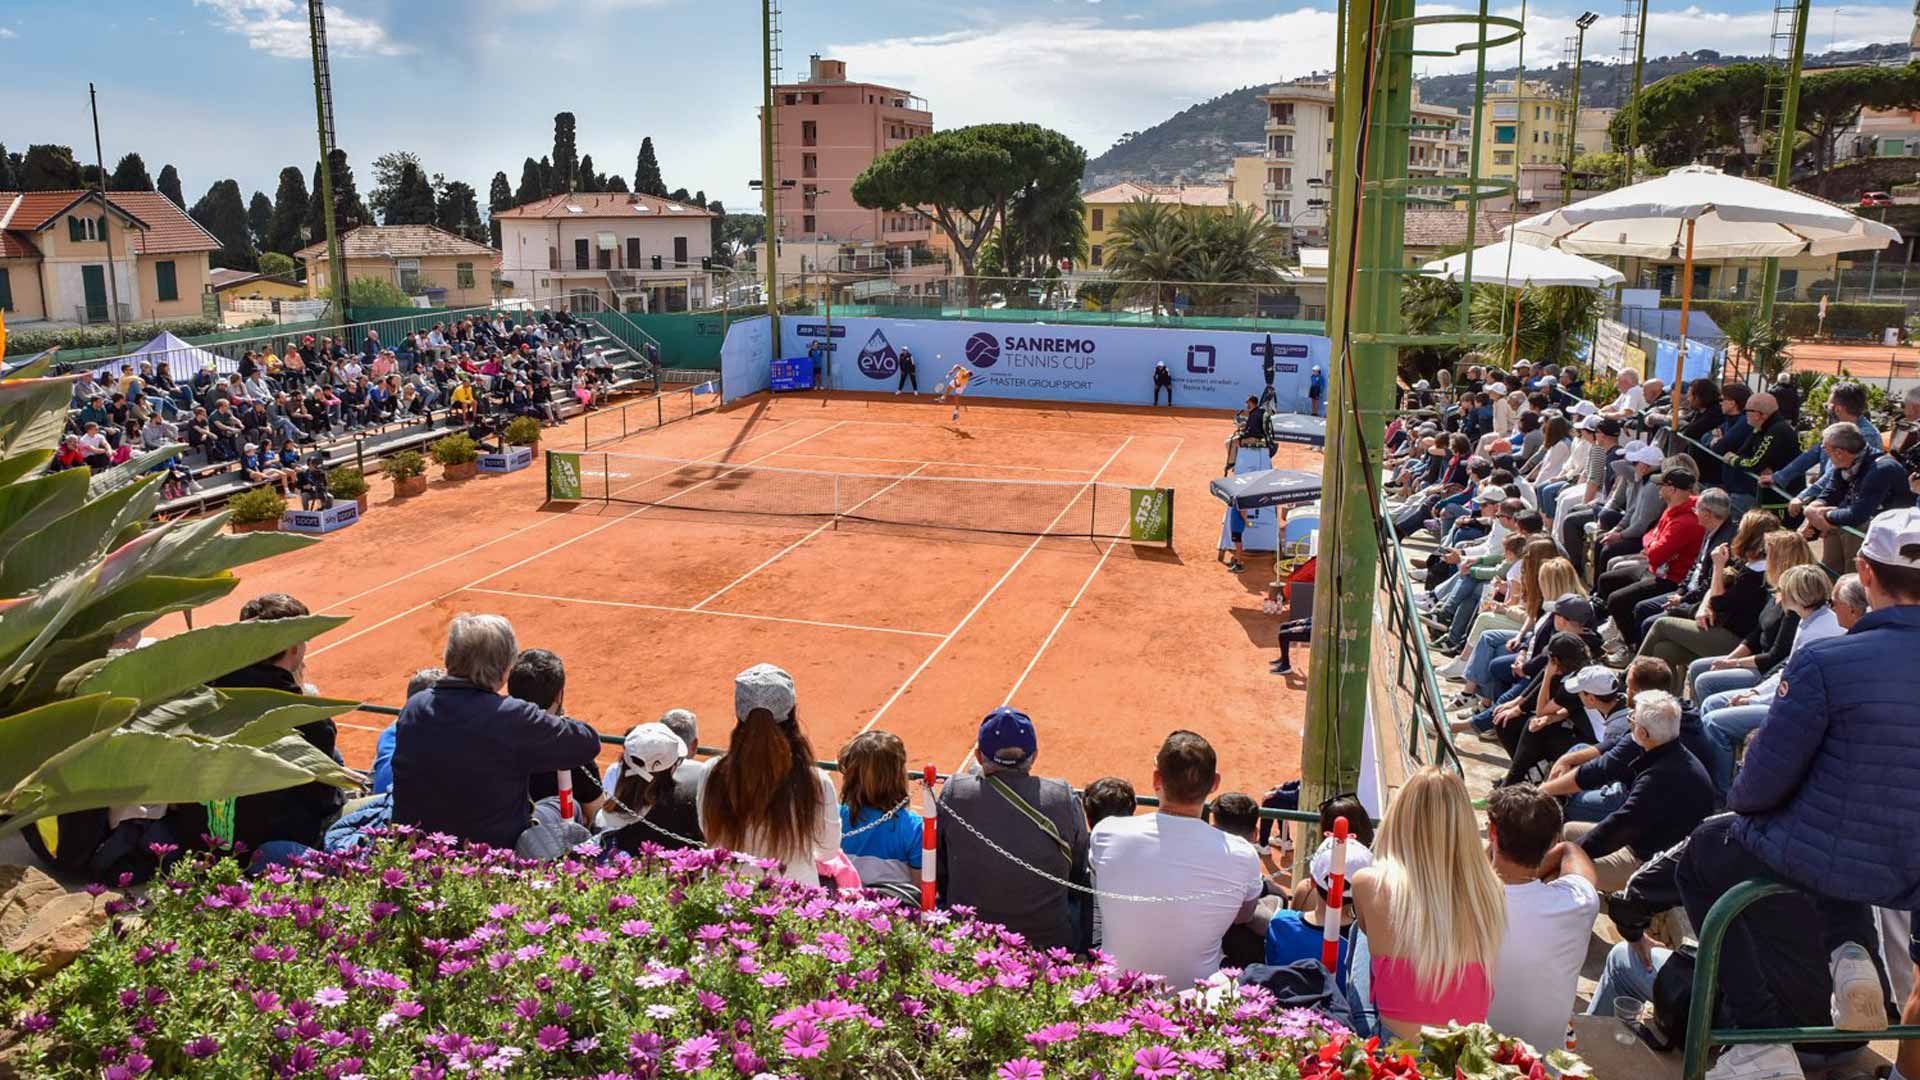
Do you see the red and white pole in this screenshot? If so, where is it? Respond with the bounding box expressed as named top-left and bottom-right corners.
top-left (920, 764), bottom-right (938, 911)
top-left (556, 770), bottom-right (574, 822)
top-left (1320, 815), bottom-right (1349, 972)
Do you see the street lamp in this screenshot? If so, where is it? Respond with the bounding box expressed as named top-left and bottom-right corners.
top-left (1563, 12), bottom-right (1600, 204)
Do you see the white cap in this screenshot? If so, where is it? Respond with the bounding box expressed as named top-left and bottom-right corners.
top-left (1478, 483), bottom-right (1505, 502)
top-left (734, 662), bottom-right (796, 721)
top-left (1310, 836), bottom-right (1374, 891)
top-left (1564, 664), bottom-right (1621, 697)
top-left (1626, 444), bottom-right (1664, 467)
top-left (621, 722), bottom-right (687, 779)
top-left (1861, 507), bottom-right (1920, 569)
top-left (1578, 414), bottom-right (1602, 431)
top-left (1414, 380), bottom-right (1431, 391)
top-left (1571, 401), bottom-right (1600, 418)
top-left (1489, 382), bottom-right (1508, 395)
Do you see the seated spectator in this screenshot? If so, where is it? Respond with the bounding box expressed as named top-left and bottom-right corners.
top-left (1493, 629), bottom-right (1598, 785)
top-left (76, 422), bottom-right (115, 469)
top-left (1697, 564), bottom-right (1843, 794)
top-left (1683, 530), bottom-right (1815, 698)
top-left (390, 614), bottom-right (601, 852)
top-left (1555, 690), bottom-right (1714, 892)
top-left (370, 667), bottom-right (444, 794)
top-left (1350, 766), bottom-right (1504, 1041)
top-left (696, 664), bottom-right (841, 883)
top-left (1205, 791), bottom-right (1286, 969)
top-left (1266, 835), bottom-right (1374, 1010)
top-left (137, 411), bottom-right (177, 454)
top-left (508, 649), bottom-right (606, 825)
top-left (238, 442), bottom-right (289, 494)
top-left (1724, 392), bottom-right (1800, 517)
top-left (1793, 421), bottom-right (1908, 569)
top-left (936, 707), bottom-right (1089, 952)
top-left (596, 708), bottom-right (705, 853)
top-left (1484, 785), bottom-right (1601, 1055)
top-left (1677, 507), bottom-right (1920, 1036)
top-left (52, 435), bottom-right (87, 471)
top-left (208, 400), bottom-right (245, 460)
top-left (1768, 381), bottom-right (1883, 497)
top-left (1637, 511), bottom-right (1781, 694)
top-left (1600, 484), bottom-right (1727, 652)
top-left (1277, 793), bottom-right (1377, 909)
top-left (835, 730), bottom-right (924, 887)
top-left (203, 594), bottom-right (344, 852)
top-left (1088, 731), bottom-right (1263, 988)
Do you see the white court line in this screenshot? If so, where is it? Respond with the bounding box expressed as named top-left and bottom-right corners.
top-left (859, 435), bottom-right (1137, 736)
top-left (999, 437), bottom-right (1186, 706)
top-left (314, 417), bottom-right (806, 616)
top-left (688, 462), bottom-right (932, 611)
top-left (462, 586), bottom-right (944, 639)
top-left (309, 420), bottom-right (848, 657)
top-left (796, 414), bottom-right (1197, 442)
top-left (764, 451), bottom-right (1093, 476)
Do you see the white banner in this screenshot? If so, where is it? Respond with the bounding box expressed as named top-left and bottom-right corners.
top-left (1592, 318), bottom-right (1630, 374)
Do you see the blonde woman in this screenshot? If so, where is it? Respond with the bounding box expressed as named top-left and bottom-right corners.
top-left (1439, 537), bottom-right (1556, 678)
top-left (1683, 529), bottom-right (1814, 700)
top-left (1454, 554), bottom-right (1578, 703)
top-left (1636, 511), bottom-right (1781, 694)
top-left (1351, 766), bottom-right (1506, 1041)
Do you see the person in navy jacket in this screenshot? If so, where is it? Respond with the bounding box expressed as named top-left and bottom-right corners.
top-left (1677, 506), bottom-right (1920, 1035)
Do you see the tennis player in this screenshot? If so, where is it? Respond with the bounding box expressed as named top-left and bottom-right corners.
top-left (938, 363), bottom-right (973, 422)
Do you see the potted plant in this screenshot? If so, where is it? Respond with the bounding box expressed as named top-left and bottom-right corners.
top-left (383, 449), bottom-right (428, 497)
top-left (227, 487), bottom-right (286, 533)
top-left (327, 464), bottom-right (370, 513)
top-left (430, 433), bottom-right (480, 482)
top-left (503, 415), bottom-right (542, 452)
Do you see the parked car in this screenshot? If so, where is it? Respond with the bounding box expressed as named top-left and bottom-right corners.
top-left (1860, 191), bottom-right (1895, 208)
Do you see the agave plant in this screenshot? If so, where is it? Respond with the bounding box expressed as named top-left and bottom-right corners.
top-left (0, 351), bottom-right (361, 838)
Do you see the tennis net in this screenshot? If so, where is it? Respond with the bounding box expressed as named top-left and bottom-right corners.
top-left (547, 450), bottom-right (1174, 544)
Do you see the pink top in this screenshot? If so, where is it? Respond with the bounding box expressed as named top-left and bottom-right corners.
top-left (1370, 954), bottom-right (1493, 1027)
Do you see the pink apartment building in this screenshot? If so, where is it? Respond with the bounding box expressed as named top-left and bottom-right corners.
top-left (772, 56), bottom-right (934, 256)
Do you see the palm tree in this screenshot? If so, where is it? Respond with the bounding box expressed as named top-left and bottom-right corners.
top-left (1100, 198), bottom-right (1192, 315)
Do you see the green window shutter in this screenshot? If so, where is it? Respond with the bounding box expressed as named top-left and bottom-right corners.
top-left (0, 268), bottom-right (12, 311)
top-left (99, 216), bottom-right (110, 239)
top-left (156, 260), bottom-right (178, 302)
top-left (69, 216), bottom-right (85, 241)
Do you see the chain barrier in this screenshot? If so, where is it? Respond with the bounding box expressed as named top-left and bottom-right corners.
top-left (933, 796), bottom-right (1261, 906)
top-left (596, 796), bottom-right (913, 852)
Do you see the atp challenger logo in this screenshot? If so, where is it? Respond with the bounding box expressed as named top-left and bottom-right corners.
top-left (855, 330), bottom-right (899, 379)
top-left (964, 332), bottom-right (1001, 369)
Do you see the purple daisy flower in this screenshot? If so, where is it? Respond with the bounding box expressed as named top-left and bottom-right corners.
top-left (1132, 1046), bottom-right (1179, 1080)
top-left (999, 1058), bottom-right (1046, 1080)
top-left (781, 1020), bottom-right (829, 1059)
top-left (535, 1025), bottom-right (570, 1053)
top-left (670, 1033), bottom-right (719, 1073)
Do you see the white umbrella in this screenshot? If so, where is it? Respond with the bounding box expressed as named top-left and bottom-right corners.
top-left (1423, 241), bottom-right (1625, 288)
top-left (1422, 241), bottom-right (1624, 367)
top-left (1507, 165), bottom-right (1901, 384)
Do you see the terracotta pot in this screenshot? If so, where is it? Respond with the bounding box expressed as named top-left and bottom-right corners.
top-left (230, 518), bottom-right (279, 534)
top-left (443, 461), bottom-right (478, 482)
top-left (393, 474), bottom-right (428, 497)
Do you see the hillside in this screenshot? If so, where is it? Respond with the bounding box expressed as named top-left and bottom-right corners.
top-left (1082, 41), bottom-right (1910, 189)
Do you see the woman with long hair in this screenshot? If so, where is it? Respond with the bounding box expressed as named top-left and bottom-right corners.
top-left (1684, 529), bottom-right (1813, 699)
top-left (596, 721), bottom-right (702, 854)
top-left (836, 730), bottom-right (925, 887)
top-left (1351, 766), bottom-right (1505, 1041)
top-left (1456, 554), bottom-right (1578, 704)
top-left (1638, 511), bottom-right (1781, 694)
top-left (1524, 414), bottom-right (1574, 484)
top-left (697, 663), bottom-right (841, 882)
top-left (1443, 537), bottom-right (1560, 679)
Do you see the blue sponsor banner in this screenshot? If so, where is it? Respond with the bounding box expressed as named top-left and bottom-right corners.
top-left (779, 317), bottom-right (1328, 412)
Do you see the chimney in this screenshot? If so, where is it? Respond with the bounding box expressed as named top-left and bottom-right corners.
top-left (809, 56), bottom-right (846, 82)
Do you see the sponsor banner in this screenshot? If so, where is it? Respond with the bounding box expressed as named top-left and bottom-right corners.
top-left (280, 501), bottom-right (360, 535)
top-left (720, 315), bottom-right (774, 403)
top-left (1592, 318), bottom-right (1630, 374)
top-left (478, 446), bottom-right (535, 474)
top-left (780, 317), bottom-right (1328, 412)
top-left (1622, 343), bottom-right (1648, 376)
top-left (1128, 487), bottom-right (1174, 544)
top-left (547, 451), bottom-right (584, 501)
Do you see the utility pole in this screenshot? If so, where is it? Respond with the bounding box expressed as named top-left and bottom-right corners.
top-left (87, 84), bottom-right (125, 348)
top-left (760, 0), bottom-right (782, 359)
top-left (1563, 14), bottom-right (1600, 202)
top-left (1621, 0), bottom-right (1651, 185)
top-left (1757, 0), bottom-right (1812, 328)
top-left (308, 0), bottom-right (348, 329)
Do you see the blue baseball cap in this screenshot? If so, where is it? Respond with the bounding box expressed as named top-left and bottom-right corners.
top-left (977, 706), bottom-right (1036, 765)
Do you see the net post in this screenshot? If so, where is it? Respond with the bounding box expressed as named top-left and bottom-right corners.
top-left (920, 764), bottom-right (938, 911)
top-left (1165, 487), bottom-right (1176, 550)
top-left (603, 452), bottom-right (611, 504)
top-left (582, 408), bottom-right (589, 449)
top-left (622, 404), bottom-right (629, 440)
top-left (657, 394), bottom-right (664, 429)
top-left (1322, 816), bottom-right (1350, 971)
top-left (1090, 481), bottom-right (1098, 541)
top-left (833, 473), bottom-right (841, 529)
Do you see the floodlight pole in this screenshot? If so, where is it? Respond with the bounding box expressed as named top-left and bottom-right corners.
top-left (87, 84), bottom-right (125, 348)
top-left (1621, 0), bottom-right (1651, 186)
top-left (761, 0), bottom-right (781, 359)
top-left (1563, 14), bottom-right (1598, 202)
top-left (1756, 0), bottom-right (1812, 332)
top-left (308, 0), bottom-right (348, 329)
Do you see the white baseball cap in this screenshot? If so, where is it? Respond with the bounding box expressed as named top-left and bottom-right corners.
top-left (1626, 444), bottom-right (1664, 467)
top-left (1489, 382), bottom-right (1508, 395)
top-left (1861, 507), bottom-right (1920, 569)
top-left (1571, 401), bottom-right (1600, 418)
top-left (734, 663), bottom-right (796, 721)
top-left (1309, 836), bottom-right (1375, 891)
top-left (1564, 664), bottom-right (1621, 697)
top-left (1578, 414), bottom-right (1602, 431)
top-left (621, 722), bottom-right (687, 780)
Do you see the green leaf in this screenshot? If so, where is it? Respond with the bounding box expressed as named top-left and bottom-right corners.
top-left (0, 693), bottom-right (129, 797)
top-left (150, 528), bottom-right (315, 581)
top-left (73, 615), bottom-right (348, 708)
top-left (0, 467), bottom-right (91, 564)
top-left (0, 563), bottom-right (104, 690)
top-left (0, 373), bottom-right (84, 461)
top-left (1, 729), bottom-right (346, 836)
top-left (87, 444), bottom-right (184, 501)
top-left (0, 449), bottom-right (53, 487)
top-left (63, 573), bottom-right (238, 641)
top-left (253, 732), bottom-right (364, 789)
top-left (125, 687), bottom-right (222, 735)
top-left (0, 473), bottom-right (161, 596)
top-left (131, 687), bottom-right (359, 742)
top-left (1, 352), bottom-right (55, 380)
top-left (226, 698), bottom-right (361, 747)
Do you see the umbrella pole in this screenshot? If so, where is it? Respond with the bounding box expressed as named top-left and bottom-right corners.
top-left (1507, 286), bottom-right (1523, 368)
top-left (1675, 218), bottom-right (1697, 388)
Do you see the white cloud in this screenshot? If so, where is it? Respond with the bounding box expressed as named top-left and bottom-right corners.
top-left (828, 4), bottom-right (1908, 162)
top-left (0, 27), bottom-right (17, 39)
top-left (193, 0), bottom-right (409, 60)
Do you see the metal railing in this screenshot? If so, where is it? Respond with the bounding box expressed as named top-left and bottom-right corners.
top-left (777, 273), bottom-right (1327, 330)
top-left (579, 385), bottom-right (718, 449)
top-left (1659, 422), bottom-right (1870, 568)
top-left (1374, 494), bottom-right (1467, 779)
top-left (1682, 877), bottom-right (1920, 1080)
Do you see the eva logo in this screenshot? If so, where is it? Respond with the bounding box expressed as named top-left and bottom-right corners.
top-left (856, 330), bottom-right (899, 379)
top-left (964, 332), bottom-right (1001, 369)
top-left (1186, 345), bottom-right (1216, 374)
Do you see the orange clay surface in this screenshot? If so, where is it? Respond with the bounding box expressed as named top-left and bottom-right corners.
top-left (149, 389), bottom-right (1317, 796)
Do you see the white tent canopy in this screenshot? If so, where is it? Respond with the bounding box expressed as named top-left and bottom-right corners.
top-left (105, 331), bottom-right (235, 382)
top-left (1422, 241), bottom-right (1625, 288)
top-left (1506, 164), bottom-right (1901, 260)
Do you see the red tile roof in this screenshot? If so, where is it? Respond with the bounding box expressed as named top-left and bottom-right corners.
top-left (492, 192), bottom-right (715, 220)
top-left (294, 224), bottom-right (501, 262)
top-left (1402, 208), bottom-right (1520, 251)
top-left (0, 190), bottom-right (220, 255)
top-left (0, 230), bottom-right (38, 259)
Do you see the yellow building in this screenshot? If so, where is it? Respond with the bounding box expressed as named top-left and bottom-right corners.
top-left (1480, 79), bottom-right (1570, 207)
top-left (296, 225), bottom-right (501, 309)
top-left (1077, 181), bottom-right (1233, 273)
top-left (0, 189), bottom-right (218, 325)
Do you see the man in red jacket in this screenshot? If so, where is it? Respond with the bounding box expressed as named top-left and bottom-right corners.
top-left (1595, 470), bottom-right (1706, 629)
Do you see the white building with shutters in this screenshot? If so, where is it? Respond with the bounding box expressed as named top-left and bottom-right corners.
top-left (494, 192), bottom-right (717, 314)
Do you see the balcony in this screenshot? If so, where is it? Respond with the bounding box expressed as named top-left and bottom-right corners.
top-left (1264, 182), bottom-right (1289, 197)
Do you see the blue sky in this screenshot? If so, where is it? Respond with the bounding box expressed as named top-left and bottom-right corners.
top-left (0, 0), bottom-right (1905, 215)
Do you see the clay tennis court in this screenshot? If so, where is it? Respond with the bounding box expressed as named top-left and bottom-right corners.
top-left (156, 389), bottom-right (1317, 795)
